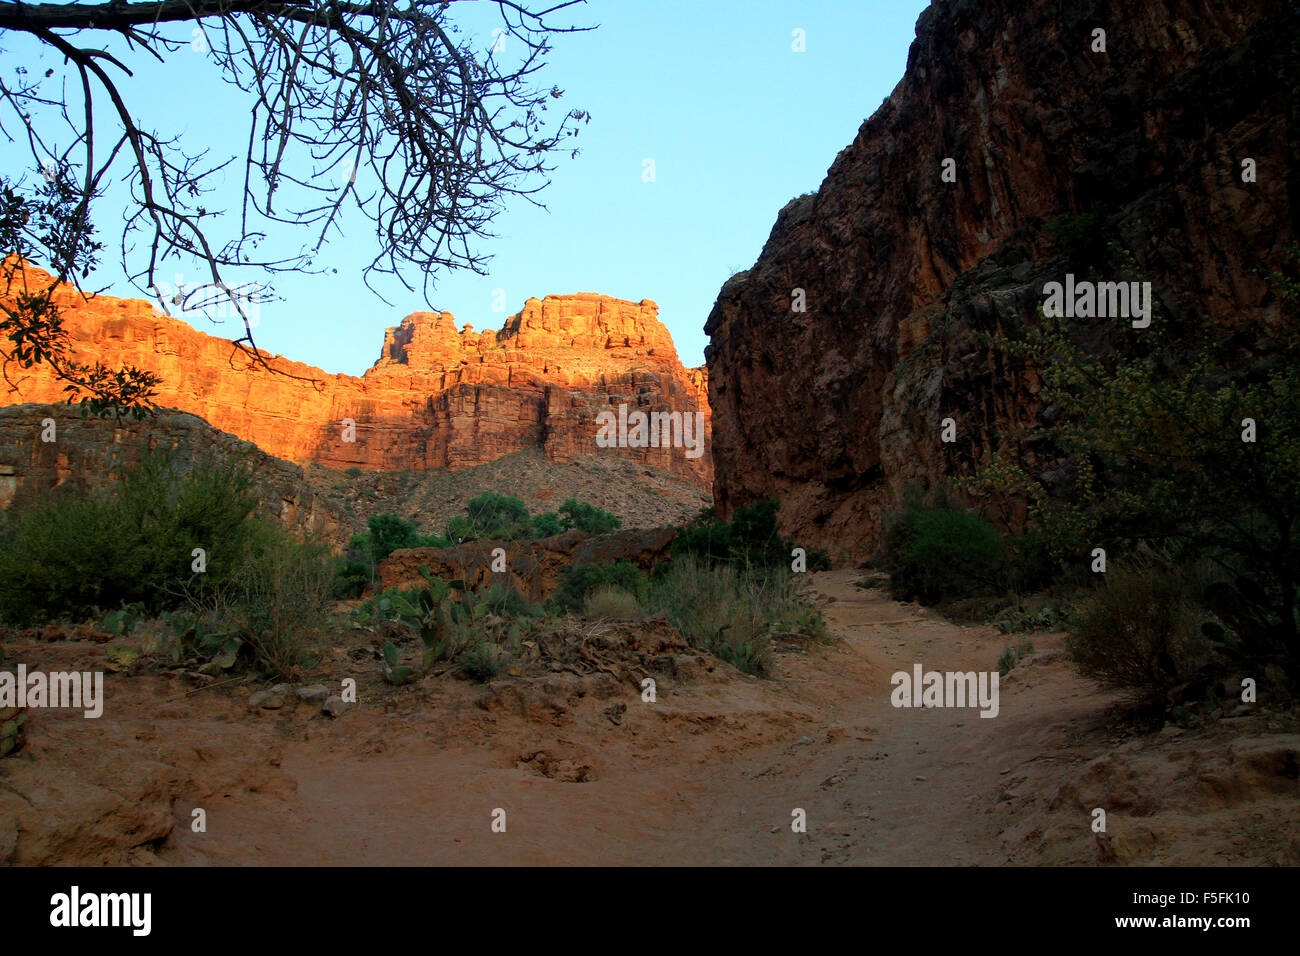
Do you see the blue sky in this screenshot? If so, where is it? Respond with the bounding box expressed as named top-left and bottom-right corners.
top-left (5, 0), bottom-right (929, 373)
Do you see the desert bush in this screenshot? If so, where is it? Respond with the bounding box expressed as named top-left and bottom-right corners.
top-left (529, 499), bottom-right (620, 537)
top-left (583, 585), bottom-right (643, 620)
top-left (365, 513), bottom-right (420, 561)
top-left (644, 555), bottom-right (821, 677)
top-left (446, 491), bottom-right (532, 542)
top-left (0, 449), bottom-right (260, 624)
top-left (333, 513), bottom-right (449, 595)
top-left (979, 260), bottom-right (1300, 680)
top-left (530, 511), bottom-right (566, 538)
top-left (479, 582), bottom-right (544, 621)
top-left (991, 603), bottom-right (1068, 634)
top-left (192, 522), bottom-right (333, 678)
top-left (671, 499), bottom-right (793, 569)
top-left (881, 491), bottom-right (1005, 605)
top-left (997, 640), bottom-right (1035, 677)
top-left (459, 642), bottom-right (509, 682)
top-left (1066, 558), bottom-right (1214, 700)
top-left (558, 498), bottom-right (621, 534)
top-left (551, 560), bottom-right (649, 613)
top-left (331, 558), bottom-right (372, 599)
top-left (1043, 209), bottom-right (1108, 265)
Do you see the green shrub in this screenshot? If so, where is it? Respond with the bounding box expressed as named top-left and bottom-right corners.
top-left (583, 585), bottom-right (643, 620)
top-left (459, 642), bottom-right (508, 682)
top-left (345, 467), bottom-right (363, 478)
top-left (530, 511), bottom-right (566, 538)
top-left (366, 513), bottom-right (419, 562)
top-left (1044, 209), bottom-right (1107, 264)
top-left (558, 499), bottom-right (621, 534)
top-left (332, 513), bottom-right (449, 596)
top-left (0, 449), bottom-right (260, 624)
top-left (195, 521), bottom-right (333, 678)
top-left (643, 555), bottom-right (826, 677)
top-left (445, 491), bottom-right (532, 542)
top-left (880, 489), bottom-right (1005, 605)
top-left (331, 559), bottom-right (371, 599)
top-left (804, 547), bottom-right (833, 572)
top-left (671, 499), bottom-right (790, 569)
top-left (551, 560), bottom-right (649, 613)
top-left (997, 640), bottom-right (1035, 677)
top-left (991, 603), bottom-right (1068, 634)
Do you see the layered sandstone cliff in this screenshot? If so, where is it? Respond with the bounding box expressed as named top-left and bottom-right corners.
top-left (1, 269), bottom-right (711, 484)
top-left (705, 0), bottom-right (1297, 558)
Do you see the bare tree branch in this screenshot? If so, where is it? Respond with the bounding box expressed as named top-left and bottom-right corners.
top-left (0, 0), bottom-right (592, 408)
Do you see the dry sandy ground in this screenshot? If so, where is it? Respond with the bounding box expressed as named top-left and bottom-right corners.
top-left (3, 570), bottom-right (1298, 865)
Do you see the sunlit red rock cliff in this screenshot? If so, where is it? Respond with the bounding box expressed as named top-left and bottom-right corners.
top-left (1, 266), bottom-right (711, 485)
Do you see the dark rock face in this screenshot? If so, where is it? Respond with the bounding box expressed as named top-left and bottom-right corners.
top-left (0, 403), bottom-right (347, 542)
top-left (705, 0), bottom-right (1298, 560)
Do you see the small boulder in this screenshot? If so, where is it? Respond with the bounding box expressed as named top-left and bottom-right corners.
top-left (296, 684), bottom-right (330, 704)
top-left (321, 695), bottom-right (347, 718)
top-left (248, 689), bottom-right (287, 710)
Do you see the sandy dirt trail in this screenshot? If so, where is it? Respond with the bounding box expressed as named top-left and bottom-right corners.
top-left (158, 570), bottom-right (1115, 866)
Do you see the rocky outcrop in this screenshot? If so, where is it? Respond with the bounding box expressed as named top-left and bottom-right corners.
top-left (705, 0), bottom-right (1298, 559)
top-left (0, 403), bottom-right (347, 542)
top-left (1, 269), bottom-right (711, 485)
top-left (379, 527), bottom-right (678, 602)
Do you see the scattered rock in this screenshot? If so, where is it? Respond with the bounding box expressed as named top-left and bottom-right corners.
top-left (321, 695), bottom-right (347, 718)
top-left (296, 684), bottom-right (331, 704)
top-left (248, 689), bottom-right (287, 710)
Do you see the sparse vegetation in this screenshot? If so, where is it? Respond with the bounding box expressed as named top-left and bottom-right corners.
top-left (672, 499), bottom-right (828, 571)
top-left (459, 642), bottom-right (509, 683)
top-left (355, 565), bottom-right (544, 683)
top-left (179, 522), bottom-right (334, 679)
top-left (551, 560), bottom-right (649, 613)
top-left (583, 585), bottom-right (643, 620)
top-left (1066, 557), bottom-right (1216, 702)
top-left (646, 556), bottom-right (807, 677)
top-left (998, 640), bottom-right (1035, 677)
top-left (0, 449), bottom-right (334, 677)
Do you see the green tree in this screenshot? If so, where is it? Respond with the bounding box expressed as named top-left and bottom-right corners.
top-left (557, 499), bottom-right (621, 534)
top-left (448, 492), bottom-right (533, 542)
top-left (981, 298), bottom-right (1300, 676)
top-left (367, 513), bottom-right (420, 562)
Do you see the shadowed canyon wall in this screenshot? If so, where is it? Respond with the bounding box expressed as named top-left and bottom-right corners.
top-left (705, 0), bottom-right (1298, 558)
top-left (0, 403), bottom-right (348, 542)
